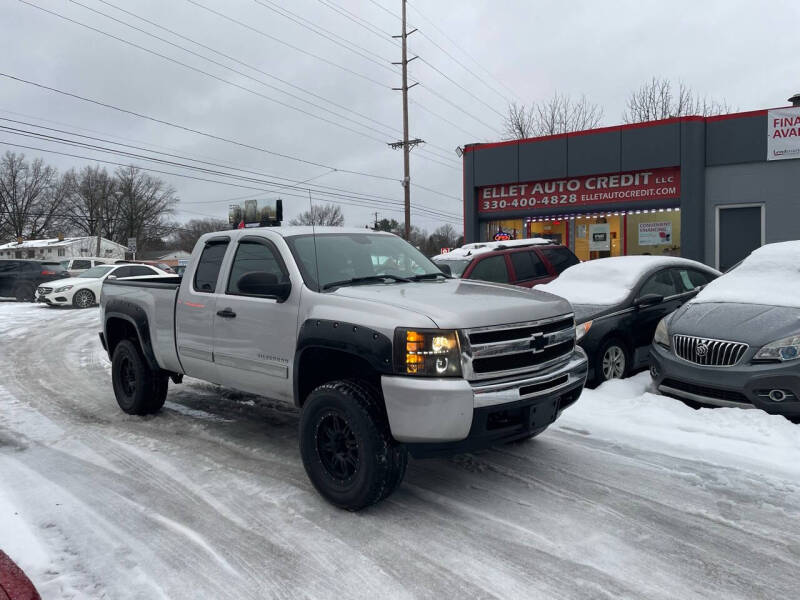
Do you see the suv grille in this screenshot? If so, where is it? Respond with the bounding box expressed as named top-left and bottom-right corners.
top-left (673, 335), bottom-right (747, 367)
top-left (464, 316), bottom-right (575, 381)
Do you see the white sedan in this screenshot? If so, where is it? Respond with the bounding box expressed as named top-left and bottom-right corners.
top-left (36, 263), bottom-right (174, 308)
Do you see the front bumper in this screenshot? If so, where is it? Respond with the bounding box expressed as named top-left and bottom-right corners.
top-left (650, 343), bottom-right (800, 417)
top-left (381, 348), bottom-right (588, 455)
top-left (36, 290), bottom-right (70, 305)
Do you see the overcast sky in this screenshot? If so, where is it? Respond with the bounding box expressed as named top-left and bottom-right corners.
top-left (2, 0), bottom-right (798, 233)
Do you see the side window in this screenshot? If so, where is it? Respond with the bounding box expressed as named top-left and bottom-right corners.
top-left (686, 269), bottom-right (712, 290)
top-left (510, 251), bottom-right (547, 281)
top-left (539, 247), bottom-right (580, 274)
top-left (639, 269), bottom-right (681, 298)
top-left (113, 266), bottom-right (132, 278)
top-left (227, 240), bottom-right (289, 295)
top-left (194, 242), bottom-right (229, 293)
top-left (0, 262), bottom-right (19, 273)
top-left (72, 259), bottom-right (91, 270)
top-left (93, 260), bottom-right (106, 266)
top-left (469, 255), bottom-right (510, 284)
top-left (125, 266), bottom-right (156, 277)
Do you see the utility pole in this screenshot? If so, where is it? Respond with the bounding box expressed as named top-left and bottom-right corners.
top-left (390, 0), bottom-right (423, 241)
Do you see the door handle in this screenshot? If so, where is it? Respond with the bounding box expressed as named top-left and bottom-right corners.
top-left (216, 308), bottom-right (236, 318)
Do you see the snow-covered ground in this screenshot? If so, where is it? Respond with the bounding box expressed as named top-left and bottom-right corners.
top-left (1, 302), bottom-right (798, 599)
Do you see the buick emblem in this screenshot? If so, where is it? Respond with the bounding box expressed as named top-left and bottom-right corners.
top-left (695, 343), bottom-right (709, 358)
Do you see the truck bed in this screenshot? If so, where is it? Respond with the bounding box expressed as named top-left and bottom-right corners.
top-left (102, 276), bottom-right (184, 373)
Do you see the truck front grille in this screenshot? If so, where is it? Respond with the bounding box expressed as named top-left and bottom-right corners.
top-left (463, 315), bottom-right (575, 381)
top-left (673, 335), bottom-right (748, 367)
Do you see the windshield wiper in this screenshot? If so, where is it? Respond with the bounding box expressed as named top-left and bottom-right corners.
top-left (408, 272), bottom-right (450, 281)
top-left (322, 274), bottom-right (411, 290)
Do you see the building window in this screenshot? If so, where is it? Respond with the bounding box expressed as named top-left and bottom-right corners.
top-left (27, 250), bottom-right (34, 258)
top-left (58, 248), bottom-right (66, 257)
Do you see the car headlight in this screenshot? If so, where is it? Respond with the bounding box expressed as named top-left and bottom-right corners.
top-left (394, 328), bottom-right (462, 376)
top-left (54, 285), bottom-right (73, 293)
top-left (654, 316), bottom-right (670, 348)
top-left (575, 321), bottom-right (592, 342)
top-left (754, 335), bottom-right (800, 361)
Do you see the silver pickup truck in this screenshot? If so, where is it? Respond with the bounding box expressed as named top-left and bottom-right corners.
top-left (99, 227), bottom-right (588, 509)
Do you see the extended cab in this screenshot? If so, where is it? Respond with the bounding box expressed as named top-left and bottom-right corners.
top-left (99, 228), bottom-right (588, 509)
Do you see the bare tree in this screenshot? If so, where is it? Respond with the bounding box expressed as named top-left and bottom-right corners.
top-left (0, 152), bottom-right (65, 241)
top-left (289, 203), bottom-right (344, 226)
top-left (533, 93), bottom-right (604, 136)
top-left (173, 218), bottom-right (228, 252)
top-left (623, 78), bottom-right (735, 123)
top-left (503, 93), bottom-right (604, 139)
top-left (62, 165), bottom-right (120, 254)
top-left (115, 166), bottom-right (178, 252)
top-left (502, 102), bottom-right (536, 139)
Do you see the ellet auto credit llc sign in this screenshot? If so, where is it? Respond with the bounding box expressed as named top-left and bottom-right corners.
top-left (767, 107), bottom-right (800, 161)
top-left (477, 167), bottom-right (680, 214)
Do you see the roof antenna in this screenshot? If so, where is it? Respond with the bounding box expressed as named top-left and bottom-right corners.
top-left (308, 189), bottom-right (321, 291)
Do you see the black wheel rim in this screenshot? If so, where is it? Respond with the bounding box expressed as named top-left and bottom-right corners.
top-left (119, 356), bottom-right (137, 397)
top-left (316, 410), bottom-right (359, 481)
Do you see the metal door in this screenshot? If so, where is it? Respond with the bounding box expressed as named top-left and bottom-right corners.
top-left (717, 205), bottom-right (763, 271)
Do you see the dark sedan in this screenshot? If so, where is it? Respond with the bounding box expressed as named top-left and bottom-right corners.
top-left (539, 256), bottom-right (720, 384)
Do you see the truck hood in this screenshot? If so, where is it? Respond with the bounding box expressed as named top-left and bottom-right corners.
top-left (328, 279), bottom-right (573, 329)
top-left (670, 301), bottom-right (800, 346)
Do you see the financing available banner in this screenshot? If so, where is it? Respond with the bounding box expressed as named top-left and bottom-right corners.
top-left (638, 221), bottom-right (672, 246)
top-left (767, 107), bottom-right (800, 161)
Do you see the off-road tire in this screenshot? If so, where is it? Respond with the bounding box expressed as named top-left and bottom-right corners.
top-left (14, 283), bottom-right (35, 302)
top-left (72, 289), bottom-right (96, 309)
top-left (595, 337), bottom-right (630, 384)
top-left (111, 339), bottom-right (169, 415)
top-left (300, 380), bottom-right (407, 510)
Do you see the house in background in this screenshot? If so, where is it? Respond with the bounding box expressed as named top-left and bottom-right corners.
top-left (0, 236), bottom-right (128, 261)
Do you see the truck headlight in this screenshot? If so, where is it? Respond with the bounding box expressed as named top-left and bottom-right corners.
top-left (754, 335), bottom-right (800, 361)
top-left (55, 285), bottom-right (73, 293)
top-left (575, 321), bottom-right (592, 342)
top-left (654, 316), bottom-right (670, 348)
top-left (394, 328), bottom-right (462, 376)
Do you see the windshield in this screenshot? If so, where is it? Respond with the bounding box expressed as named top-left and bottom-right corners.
top-left (433, 257), bottom-right (471, 277)
top-left (79, 265), bottom-right (115, 278)
top-left (286, 233), bottom-right (444, 291)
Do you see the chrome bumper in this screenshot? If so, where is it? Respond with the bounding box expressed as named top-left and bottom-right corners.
top-left (381, 348), bottom-right (588, 443)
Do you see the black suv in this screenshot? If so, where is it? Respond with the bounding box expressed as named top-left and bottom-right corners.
top-left (0, 259), bottom-right (70, 301)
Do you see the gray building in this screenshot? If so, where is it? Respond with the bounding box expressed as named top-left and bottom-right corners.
top-left (462, 102), bottom-right (800, 270)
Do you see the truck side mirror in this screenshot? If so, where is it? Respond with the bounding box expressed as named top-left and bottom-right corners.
top-left (237, 271), bottom-right (291, 302)
top-left (437, 263), bottom-right (452, 276)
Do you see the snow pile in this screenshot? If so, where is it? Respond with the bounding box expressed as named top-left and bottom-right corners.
top-left (560, 373), bottom-right (800, 479)
top-left (433, 238), bottom-right (553, 261)
top-left (693, 241), bottom-right (800, 308)
top-left (539, 256), bottom-right (701, 306)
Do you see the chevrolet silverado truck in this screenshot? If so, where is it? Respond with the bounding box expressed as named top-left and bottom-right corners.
top-left (99, 227), bottom-right (588, 510)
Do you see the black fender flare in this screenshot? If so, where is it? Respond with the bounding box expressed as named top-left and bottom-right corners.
top-left (293, 319), bottom-right (393, 404)
top-left (104, 298), bottom-right (159, 371)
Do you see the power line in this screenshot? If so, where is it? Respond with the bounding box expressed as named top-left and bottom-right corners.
top-left (21, 1), bottom-right (402, 147)
top-left (88, 0), bottom-right (459, 169)
top-left (0, 117), bottom-right (458, 209)
top-left (0, 133), bottom-right (461, 220)
top-left (250, 0), bottom-right (397, 73)
top-left (406, 0), bottom-right (523, 105)
top-left (0, 72), bottom-right (461, 202)
top-left (184, 0), bottom-right (392, 88)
